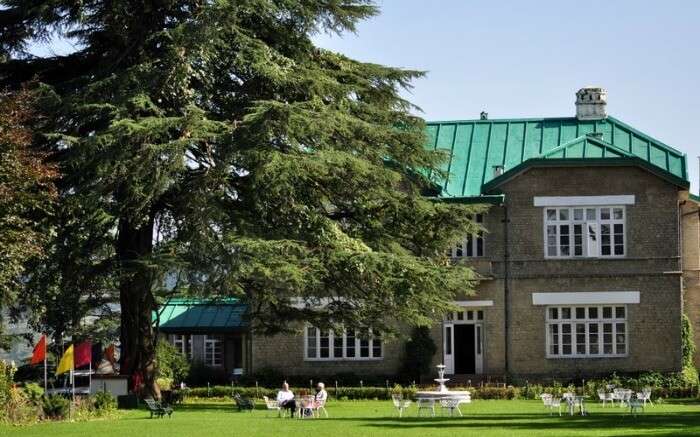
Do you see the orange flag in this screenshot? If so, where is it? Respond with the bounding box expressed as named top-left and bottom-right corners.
top-left (30, 335), bottom-right (46, 365)
top-left (105, 344), bottom-right (116, 364)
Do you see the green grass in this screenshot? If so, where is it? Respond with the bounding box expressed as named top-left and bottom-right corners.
top-left (3, 399), bottom-right (700, 437)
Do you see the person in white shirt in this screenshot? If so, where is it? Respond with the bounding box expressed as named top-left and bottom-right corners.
top-left (314, 382), bottom-right (327, 406)
top-left (276, 382), bottom-right (296, 417)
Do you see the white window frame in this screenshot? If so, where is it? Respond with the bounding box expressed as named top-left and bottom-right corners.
top-left (545, 305), bottom-right (628, 358)
top-left (543, 206), bottom-right (626, 259)
top-left (171, 334), bottom-right (192, 360)
top-left (304, 327), bottom-right (383, 361)
top-left (450, 214), bottom-right (485, 258)
top-left (204, 335), bottom-right (223, 367)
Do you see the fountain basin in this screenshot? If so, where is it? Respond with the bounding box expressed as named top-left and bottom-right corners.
top-left (415, 390), bottom-right (471, 402)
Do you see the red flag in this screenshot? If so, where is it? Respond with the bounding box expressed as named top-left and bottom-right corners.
top-left (30, 335), bottom-right (46, 365)
top-left (74, 341), bottom-right (92, 368)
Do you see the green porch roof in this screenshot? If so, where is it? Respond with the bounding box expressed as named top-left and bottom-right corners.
top-left (154, 298), bottom-right (248, 333)
top-left (426, 116), bottom-right (688, 198)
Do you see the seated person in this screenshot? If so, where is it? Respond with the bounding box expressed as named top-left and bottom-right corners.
top-left (314, 382), bottom-right (328, 407)
top-left (276, 382), bottom-right (296, 417)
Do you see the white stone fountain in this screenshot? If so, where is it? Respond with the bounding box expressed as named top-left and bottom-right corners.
top-left (434, 364), bottom-right (450, 393)
top-left (415, 364), bottom-right (471, 402)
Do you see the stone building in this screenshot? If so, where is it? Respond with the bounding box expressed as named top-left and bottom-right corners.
top-left (161, 88), bottom-right (700, 381)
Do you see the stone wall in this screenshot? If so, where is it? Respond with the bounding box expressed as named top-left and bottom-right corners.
top-left (249, 165), bottom-right (687, 380)
top-left (497, 165), bottom-right (683, 377)
top-left (250, 324), bottom-right (404, 377)
top-left (681, 199), bottom-right (700, 368)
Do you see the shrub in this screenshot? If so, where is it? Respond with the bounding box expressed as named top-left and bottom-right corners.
top-left (156, 340), bottom-right (190, 384)
top-left (400, 327), bottom-right (437, 383)
top-left (42, 394), bottom-right (70, 419)
top-left (156, 377), bottom-right (174, 391)
top-left (471, 386), bottom-right (521, 400)
top-left (0, 360), bottom-right (15, 417)
top-left (93, 391), bottom-right (117, 414)
top-left (23, 382), bottom-right (44, 405)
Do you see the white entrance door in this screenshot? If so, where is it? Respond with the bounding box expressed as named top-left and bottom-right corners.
top-left (443, 319), bottom-right (483, 375)
top-left (444, 323), bottom-right (454, 374)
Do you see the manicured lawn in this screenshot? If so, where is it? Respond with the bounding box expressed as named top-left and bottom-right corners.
top-left (3, 399), bottom-right (700, 437)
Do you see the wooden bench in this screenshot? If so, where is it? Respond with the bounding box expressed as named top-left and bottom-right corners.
top-left (144, 398), bottom-right (173, 418)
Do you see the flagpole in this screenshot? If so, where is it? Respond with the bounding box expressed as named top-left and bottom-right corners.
top-left (70, 367), bottom-right (74, 421)
top-left (43, 353), bottom-right (47, 392)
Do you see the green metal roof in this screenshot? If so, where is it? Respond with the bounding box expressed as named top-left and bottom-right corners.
top-left (426, 116), bottom-right (688, 198)
top-left (154, 298), bottom-right (248, 333)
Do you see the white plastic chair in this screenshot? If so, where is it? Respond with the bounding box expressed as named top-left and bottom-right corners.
top-left (263, 395), bottom-right (283, 417)
top-left (597, 389), bottom-right (614, 407)
top-left (439, 397), bottom-right (462, 417)
top-left (636, 387), bottom-right (653, 406)
top-left (391, 395), bottom-right (411, 418)
top-left (314, 398), bottom-right (329, 418)
top-left (540, 393), bottom-right (553, 409)
top-left (416, 398), bottom-right (435, 417)
top-left (540, 394), bottom-right (562, 416)
top-left (619, 389), bottom-right (632, 407)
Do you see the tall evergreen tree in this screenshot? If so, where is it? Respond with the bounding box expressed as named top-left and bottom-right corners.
top-left (0, 1), bottom-right (482, 395)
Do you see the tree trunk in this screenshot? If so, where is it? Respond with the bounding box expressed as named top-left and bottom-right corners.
top-left (116, 215), bottom-right (160, 399)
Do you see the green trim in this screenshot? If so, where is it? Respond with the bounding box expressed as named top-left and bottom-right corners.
top-left (689, 193), bottom-right (700, 203)
top-left (426, 195), bottom-right (504, 205)
top-left (482, 157), bottom-right (690, 194)
top-left (539, 134), bottom-right (635, 160)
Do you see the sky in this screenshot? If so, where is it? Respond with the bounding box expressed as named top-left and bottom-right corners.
top-left (314, 0), bottom-right (700, 192)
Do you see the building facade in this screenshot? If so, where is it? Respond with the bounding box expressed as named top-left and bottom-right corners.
top-left (161, 88), bottom-right (700, 382)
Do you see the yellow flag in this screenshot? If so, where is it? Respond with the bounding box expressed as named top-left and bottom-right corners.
top-left (56, 345), bottom-right (74, 375)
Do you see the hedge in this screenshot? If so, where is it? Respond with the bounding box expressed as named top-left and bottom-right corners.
top-left (181, 382), bottom-right (698, 402)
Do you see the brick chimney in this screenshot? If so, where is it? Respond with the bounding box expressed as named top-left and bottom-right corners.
top-left (575, 86), bottom-right (607, 120)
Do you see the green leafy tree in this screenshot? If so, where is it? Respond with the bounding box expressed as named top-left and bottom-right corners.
top-left (0, 1), bottom-right (482, 395)
top-left (0, 89), bottom-right (56, 348)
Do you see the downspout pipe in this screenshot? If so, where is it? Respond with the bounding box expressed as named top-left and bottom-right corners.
top-left (503, 202), bottom-right (511, 381)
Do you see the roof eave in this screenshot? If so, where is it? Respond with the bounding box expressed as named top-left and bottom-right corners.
top-left (482, 157), bottom-right (690, 195)
top-left (426, 195), bottom-right (505, 205)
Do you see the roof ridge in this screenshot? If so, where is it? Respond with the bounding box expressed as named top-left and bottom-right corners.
top-left (427, 116), bottom-right (577, 125)
top-left (539, 134), bottom-right (634, 159)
